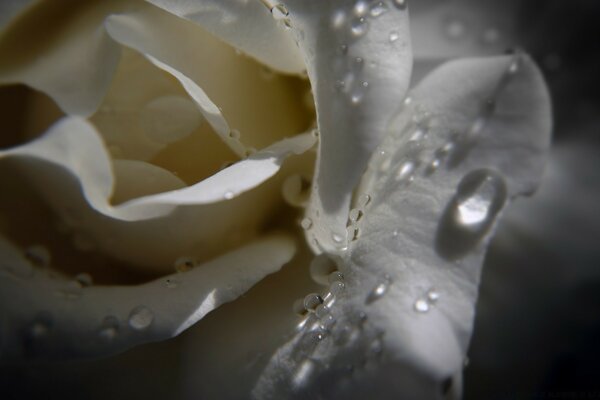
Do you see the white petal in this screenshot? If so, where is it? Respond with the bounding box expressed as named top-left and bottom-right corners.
top-left (0, 0), bottom-right (38, 29)
top-left (283, 0), bottom-right (412, 253)
top-left (0, 1), bottom-right (130, 116)
top-left (253, 54), bottom-right (551, 399)
top-left (0, 234), bottom-right (295, 361)
top-left (145, 0), bottom-right (304, 74)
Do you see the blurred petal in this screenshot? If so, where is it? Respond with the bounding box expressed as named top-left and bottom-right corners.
top-left (145, 0), bottom-right (304, 74)
top-left (0, 234), bottom-right (295, 361)
top-left (282, 0), bottom-right (412, 252)
top-left (254, 54), bottom-right (551, 399)
top-left (0, 0), bottom-right (132, 116)
top-left (0, 0), bottom-right (38, 29)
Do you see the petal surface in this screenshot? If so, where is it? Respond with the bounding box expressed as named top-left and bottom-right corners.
top-left (281, 0), bottom-right (412, 253)
top-left (145, 0), bottom-right (305, 73)
top-left (253, 54), bottom-right (552, 399)
top-left (0, 235), bottom-right (295, 361)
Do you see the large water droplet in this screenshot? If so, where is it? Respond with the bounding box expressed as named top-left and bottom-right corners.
top-left (128, 306), bottom-right (154, 330)
top-left (140, 96), bottom-right (202, 144)
top-left (436, 169), bottom-right (508, 260)
top-left (350, 17), bottom-right (369, 37)
top-left (304, 293), bottom-right (324, 312)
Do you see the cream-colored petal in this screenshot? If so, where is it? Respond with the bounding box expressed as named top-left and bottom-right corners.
top-left (0, 0), bottom-right (136, 116)
top-left (145, 0), bottom-right (304, 74)
top-left (282, 0), bottom-right (412, 253)
top-left (0, 0), bottom-right (38, 30)
top-left (102, 4), bottom-right (311, 154)
top-left (0, 117), bottom-right (313, 271)
top-left (0, 234), bottom-right (295, 361)
top-left (253, 54), bottom-right (551, 399)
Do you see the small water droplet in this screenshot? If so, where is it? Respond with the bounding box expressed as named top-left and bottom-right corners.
top-left (349, 208), bottom-right (363, 223)
top-left (75, 273), bottom-right (93, 287)
top-left (24, 245), bottom-right (51, 268)
top-left (300, 217), bottom-right (313, 230)
top-left (357, 193), bottom-right (371, 208)
top-left (351, 81), bottom-right (369, 104)
top-left (320, 313), bottom-right (336, 330)
top-left (446, 19), bottom-right (467, 40)
top-left (392, 0), bottom-right (407, 10)
top-left (392, 229), bottom-right (399, 237)
top-left (271, 3), bottom-right (289, 21)
top-left (224, 190), bottom-right (235, 200)
top-left (366, 276), bottom-right (392, 304)
top-left (354, 1), bottom-right (369, 17)
top-left (414, 299), bottom-right (430, 313)
top-left (98, 316), bottom-right (119, 340)
top-left (369, 2), bottom-right (388, 17)
top-left (424, 158), bottom-right (441, 176)
top-left (228, 129), bottom-right (241, 140)
top-left (304, 293), bottom-right (324, 311)
top-left (389, 30), bottom-right (400, 42)
top-left (315, 304), bottom-right (330, 319)
top-left (329, 281), bottom-right (346, 297)
top-left (165, 278), bottom-right (178, 289)
top-left (174, 257), bottom-right (195, 273)
top-left (396, 160), bottom-right (417, 183)
top-left (427, 289), bottom-right (440, 303)
top-left (331, 232), bottom-right (345, 245)
top-left (350, 17), bottom-right (369, 37)
top-left (128, 306), bottom-right (154, 330)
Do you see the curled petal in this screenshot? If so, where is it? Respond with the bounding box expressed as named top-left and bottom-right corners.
top-left (254, 54), bottom-right (551, 399)
top-left (282, 0), bottom-right (412, 253)
top-left (0, 235), bottom-right (295, 361)
top-left (145, 0), bottom-right (304, 74)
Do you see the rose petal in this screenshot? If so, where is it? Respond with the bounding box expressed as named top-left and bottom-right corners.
top-left (145, 0), bottom-right (304, 74)
top-left (282, 0), bottom-right (412, 253)
top-left (0, 234), bottom-right (295, 361)
top-left (0, 0), bottom-right (131, 116)
top-left (0, 116), bottom-right (314, 271)
top-left (0, 0), bottom-right (38, 29)
top-left (253, 54), bottom-right (551, 399)
top-left (103, 4), bottom-right (311, 154)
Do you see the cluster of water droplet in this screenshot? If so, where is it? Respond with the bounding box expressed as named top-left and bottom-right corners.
top-left (413, 288), bottom-right (439, 313)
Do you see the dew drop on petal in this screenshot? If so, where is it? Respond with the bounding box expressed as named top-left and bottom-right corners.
top-left (351, 17), bottom-right (369, 37)
top-left (414, 299), bottom-right (430, 313)
top-left (369, 2), bottom-right (389, 18)
top-left (174, 257), bottom-right (195, 273)
top-left (224, 190), bottom-right (235, 200)
top-left (128, 306), bottom-right (154, 330)
top-left (389, 31), bottom-right (400, 43)
top-left (304, 293), bottom-right (324, 312)
top-left (392, 0), bottom-right (407, 10)
top-left (357, 193), bottom-right (371, 208)
top-left (228, 129), bottom-right (241, 140)
top-left (329, 281), bottom-right (346, 297)
top-left (300, 218), bottom-right (313, 230)
top-left (366, 277), bottom-right (392, 304)
top-left (165, 278), bottom-right (178, 289)
top-left (354, 1), bottom-right (369, 17)
top-left (98, 316), bottom-right (120, 340)
top-left (427, 289), bottom-right (440, 303)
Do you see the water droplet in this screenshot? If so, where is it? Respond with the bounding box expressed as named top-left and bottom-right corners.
top-left (224, 190), bottom-right (235, 200)
top-left (369, 2), bottom-right (388, 17)
top-left (331, 10), bottom-right (346, 29)
top-left (357, 193), bottom-right (371, 208)
top-left (366, 276), bottom-right (392, 304)
top-left (350, 17), bottom-right (369, 37)
top-left (424, 158), bottom-right (441, 176)
top-left (331, 232), bottom-right (346, 246)
top-left (315, 304), bottom-right (330, 319)
top-left (30, 312), bottom-right (53, 338)
top-left (24, 245), bottom-right (51, 268)
top-left (389, 30), bottom-right (400, 42)
top-left (414, 299), bottom-right (430, 313)
top-left (140, 96), bottom-right (201, 144)
top-left (329, 280), bottom-right (346, 297)
top-left (304, 293), bottom-right (324, 311)
top-left (351, 81), bottom-right (369, 104)
top-left (446, 19), bottom-right (467, 40)
top-left (271, 3), bottom-right (289, 21)
top-left (310, 254), bottom-right (337, 285)
top-left (228, 129), bottom-right (241, 140)
top-left (427, 289), bottom-right (440, 303)
top-left (392, 0), bottom-right (407, 10)
top-left (165, 278), bottom-right (178, 289)
top-left (74, 273), bottom-right (93, 287)
top-left (98, 316), bottom-right (119, 340)
top-left (128, 306), bottom-right (154, 330)
top-left (320, 313), bottom-right (336, 330)
top-left (174, 257), bottom-right (195, 273)
top-left (436, 169), bottom-right (508, 260)
top-left (354, 1), bottom-right (369, 17)
top-left (349, 208), bottom-right (363, 223)
top-left (396, 160), bottom-right (417, 183)
top-left (328, 271), bottom-right (344, 284)
top-left (300, 218), bottom-right (313, 230)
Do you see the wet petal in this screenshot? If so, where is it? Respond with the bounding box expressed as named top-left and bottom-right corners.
top-left (145, 0), bottom-right (304, 74)
top-left (0, 0), bottom-right (132, 116)
top-left (282, 0), bottom-right (412, 253)
top-left (0, 235), bottom-right (295, 361)
top-left (253, 54), bottom-right (551, 399)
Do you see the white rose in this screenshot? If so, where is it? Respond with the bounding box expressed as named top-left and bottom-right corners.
top-left (0, 1), bottom-right (553, 399)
